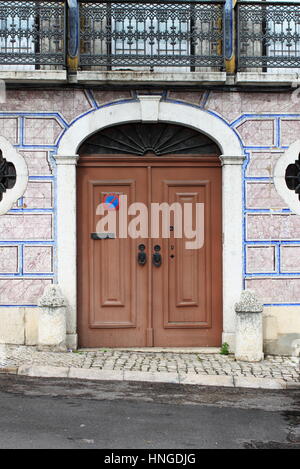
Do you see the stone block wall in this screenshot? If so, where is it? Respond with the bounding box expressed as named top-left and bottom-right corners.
top-left (0, 87), bottom-right (299, 353)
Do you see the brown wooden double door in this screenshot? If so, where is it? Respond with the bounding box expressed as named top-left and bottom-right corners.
top-left (77, 157), bottom-right (222, 348)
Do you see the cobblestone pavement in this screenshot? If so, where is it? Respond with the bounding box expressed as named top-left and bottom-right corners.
top-left (0, 345), bottom-right (299, 383)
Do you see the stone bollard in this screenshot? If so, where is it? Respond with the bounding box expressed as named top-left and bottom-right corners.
top-left (291, 339), bottom-right (300, 365)
top-left (38, 285), bottom-right (67, 352)
top-left (235, 290), bottom-right (264, 362)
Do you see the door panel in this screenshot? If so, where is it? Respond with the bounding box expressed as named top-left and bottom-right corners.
top-left (77, 161), bottom-right (222, 348)
top-left (167, 182), bottom-right (210, 326)
top-left (89, 179), bottom-right (136, 327)
top-left (77, 166), bottom-right (148, 348)
top-left (151, 167), bottom-right (222, 347)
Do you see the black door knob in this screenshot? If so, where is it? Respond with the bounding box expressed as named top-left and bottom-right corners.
top-left (153, 245), bottom-right (162, 267)
top-left (138, 244), bottom-right (147, 266)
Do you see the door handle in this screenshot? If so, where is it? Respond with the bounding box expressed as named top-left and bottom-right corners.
top-left (153, 245), bottom-right (162, 267)
top-left (138, 244), bottom-right (147, 266)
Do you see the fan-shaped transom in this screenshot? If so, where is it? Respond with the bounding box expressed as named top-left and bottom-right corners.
top-left (79, 123), bottom-right (221, 156)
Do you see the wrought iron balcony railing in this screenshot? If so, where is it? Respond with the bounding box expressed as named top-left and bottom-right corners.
top-left (79, 0), bottom-right (225, 70)
top-left (0, 0), bottom-right (300, 74)
top-left (0, 0), bottom-right (66, 69)
top-left (237, 1), bottom-right (300, 70)
top-left (0, 0), bottom-right (225, 72)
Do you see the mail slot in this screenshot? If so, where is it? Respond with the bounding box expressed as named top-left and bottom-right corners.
top-left (91, 233), bottom-right (116, 240)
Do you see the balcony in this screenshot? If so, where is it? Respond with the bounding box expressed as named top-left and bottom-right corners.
top-left (0, 1), bottom-right (66, 69)
top-left (0, 0), bottom-right (299, 86)
top-left (237, 1), bottom-right (300, 70)
top-left (79, 0), bottom-right (224, 70)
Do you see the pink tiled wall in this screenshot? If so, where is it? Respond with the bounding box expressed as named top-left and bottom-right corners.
top-left (200, 89), bottom-right (300, 305)
top-left (0, 88), bottom-right (300, 306)
top-left (167, 91), bottom-right (205, 106)
top-left (247, 214), bottom-right (300, 241)
top-left (246, 278), bottom-right (300, 304)
top-left (23, 246), bottom-right (53, 274)
top-left (19, 151), bottom-right (52, 176)
top-left (0, 89), bottom-right (132, 305)
top-left (0, 247), bottom-right (18, 274)
top-left (246, 246), bottom-right (276, 273)
top-left (92, 90), bottom-right (132, 107)
top-left (281, 120), bottom-right (300, 146)
top-left (246, 152), bottom-right (283, 178)
top-left (0, 279), bottom-right (52, 305)
top-left (281, 246), bottom-right (300, 273)
top-left (23, 182), bottom-right (53, 209)
top-left (24, 118), bottom-right (63, 145)
top-left (204, 91), bottom-right (300, 122)
top-left (246, 182), bottom-right (287, 210)
top-left (236, 120), bottom-right (275, 146)
top-left (0, 89), bottom-right (93, 123)
top-left (0, 214), bottom-right (53, 241)
top-left (0, 118), bottom-right (18, 144)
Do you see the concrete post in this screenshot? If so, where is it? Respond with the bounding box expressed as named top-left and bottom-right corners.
top-left (235, 290), bottom-right (264, 362)
top-left (38, 285), bottom-right (67, 352)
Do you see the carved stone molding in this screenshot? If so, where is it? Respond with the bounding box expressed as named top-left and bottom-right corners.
top-left (0, 136), bottom-right (28, 215)
top-left (0, 150), bottom-right (16, 202)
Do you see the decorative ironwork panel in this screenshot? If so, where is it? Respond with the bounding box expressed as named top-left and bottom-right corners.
top-left (0, 1), bottom-right (66, 67)
top-left (286, 153), bottom-right (300, 200)
top-left (237, 1), bottom-right (300, 69)
top-left (79, 1), bottom-right (224, 69)
top-left (79, 122), bottom-right (221, 156)
top-left (0, 150), bottom-right (16, 202)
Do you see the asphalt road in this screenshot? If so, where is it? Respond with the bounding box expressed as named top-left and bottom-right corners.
top-left (0, 375), bottom-right (299, 449)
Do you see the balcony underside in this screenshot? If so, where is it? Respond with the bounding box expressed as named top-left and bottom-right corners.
top-left (2, 70), bottom-right (300, 89)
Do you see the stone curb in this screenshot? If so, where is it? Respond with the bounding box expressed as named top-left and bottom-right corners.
top-left (286, 382), bottom-right (300, 390)
top-left (233, 376), bottom-right (287, 390)
top-left (0, 367), bottom-right (18, 375)
top-left (18, 365), bottom-right (69, 379)
top-left (179, 374), bottom-right (234, 387)
top-left (12, 365), bottom-right (299, 390)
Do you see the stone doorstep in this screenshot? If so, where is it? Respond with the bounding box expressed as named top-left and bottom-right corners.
top-left (14, 365), bottom-right (300, 390)
top-left (79, 347), bottom-right (221, 354)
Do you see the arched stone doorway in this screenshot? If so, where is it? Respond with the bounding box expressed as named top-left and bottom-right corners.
top-left (55, 96), bottom-right (244, 350)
